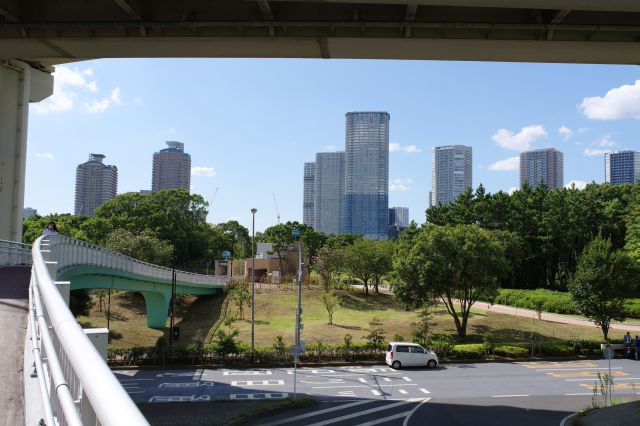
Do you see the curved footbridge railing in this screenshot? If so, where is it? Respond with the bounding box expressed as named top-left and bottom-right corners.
top-left (29, 235), bottom-right (230, 425)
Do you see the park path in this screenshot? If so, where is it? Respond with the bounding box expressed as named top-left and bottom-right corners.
top-left (470, 301), bottom-right (640, 333)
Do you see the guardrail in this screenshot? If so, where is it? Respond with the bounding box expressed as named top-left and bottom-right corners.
top-left (0, 239), bottom-right (31, 265)
top-left (30, 235), bottom-right (151, 425)
top-left (44, 235), bottom-right (229, 286)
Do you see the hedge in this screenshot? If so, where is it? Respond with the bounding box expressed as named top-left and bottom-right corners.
top-left (452, 344), bottom-right (485, 359)
top-left (493, 345), bottom-right (529, 358)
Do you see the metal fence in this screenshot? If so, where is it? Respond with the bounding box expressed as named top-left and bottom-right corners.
top-left (0, 239), bottom-right (31, 266)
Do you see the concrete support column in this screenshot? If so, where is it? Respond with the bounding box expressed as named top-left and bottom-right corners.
top-left (0, 60), bottom-right (53, 242)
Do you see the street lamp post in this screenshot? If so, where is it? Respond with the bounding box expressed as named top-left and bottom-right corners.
top-left (292, 227), bottom-right (302, 398)
top-left (251, 208), bottom-right (257, 364)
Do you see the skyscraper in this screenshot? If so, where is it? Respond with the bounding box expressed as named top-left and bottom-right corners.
top-left (344, 112), bottom-right (390, 240)
top-left (152, 141), bottom-right (191, 192)
top-left (74, 153), bottom-right (118, 216)
top-left (431, 145), bottom-right (473, 206)
top-left (389, 207), bottom-right (409, 229)
top-left (303, 162), bottom-right (316, 227)
top-left (605, 151), bottom-right (640, 184)
top-left (314, 152), bottom-right (345, 236)
top-left (519, 148), bottom-right (564, 189)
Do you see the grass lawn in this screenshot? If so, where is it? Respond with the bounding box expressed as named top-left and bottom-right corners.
top-left (78, 285), bottom-right (619, 349)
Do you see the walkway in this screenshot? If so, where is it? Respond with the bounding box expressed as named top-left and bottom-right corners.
top-left (0, 266), bottom-right (30, 426)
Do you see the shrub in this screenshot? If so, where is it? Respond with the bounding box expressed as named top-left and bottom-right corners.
top-left (494, 345), bottom-right (529, 358)
top-left (539, 342), bottom-right (573, 356)
top-left (452, 344), bottom-right (485, 359)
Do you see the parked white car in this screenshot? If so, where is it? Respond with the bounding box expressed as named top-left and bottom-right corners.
top-left (385, 342), bottom-right (438, 369)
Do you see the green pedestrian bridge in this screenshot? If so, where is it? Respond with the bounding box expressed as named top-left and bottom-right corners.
top-left (42, 235), bottom-right (229, 328)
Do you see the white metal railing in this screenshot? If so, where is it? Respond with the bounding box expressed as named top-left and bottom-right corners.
top-left (44, 235), bottom-right (229, 287)
top-left (30, 236), bottom-right (150, 426)
top-left (0, 239), bottom-right (31, 265)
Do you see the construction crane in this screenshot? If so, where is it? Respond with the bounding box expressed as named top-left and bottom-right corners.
top-left (272, 192), bottom-right (281, 224)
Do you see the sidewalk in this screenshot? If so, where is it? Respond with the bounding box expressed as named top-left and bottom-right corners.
top-left (472, 301), bottom-right (640, 333)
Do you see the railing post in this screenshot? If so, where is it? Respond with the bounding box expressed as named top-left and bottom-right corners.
top-left (45, 261), bottom-right (57, 279)
top-left (80, 328), bottom-right (109, 426)
top-left (55, 281), bottom-right (71, 306)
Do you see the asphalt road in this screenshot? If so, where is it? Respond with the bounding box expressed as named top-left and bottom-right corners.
top-left (116, 359), bottom-right (640, 425)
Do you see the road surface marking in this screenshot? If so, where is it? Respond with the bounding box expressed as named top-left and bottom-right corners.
top-left (403, 398), bottom-right (431, 426)
top-left (313, 384), bottom-right (418, 389)
top-left (398, 389), bottom-right (408, 395)
top-left (567, 377), bottom-right (640, 381)
top-left (548, 371), bottom-right (628, 378)
top-left (120, 379), bottom-right (154, 382)
top-left (491, 395), bottom-right (529, 398)
top-left (148, 395), bottom-right (210, 402)
top-left (537, 367), bottom-right (622, 372)
top-left (419, 388), bottom-right (431, 394)
top-left (359, 378), bottom-right (368, 383)
top-left (287, 369), bottom-right (335, 374)
top-left (338, 391), bottom-right (356, 396)
top-left (307, 399), bottom-right (422, 426)
top-left (356, 410), bottom-right (413, 426)
top-left (518, 362), bottom-right (596, 369)
top-left (156, 372), bottom-right (195, 378)
top-left (230, 393), bottom-right (288, 400)
top-left (383, 378), bottom-right (392, 382)
top-left (159, 382), bottom-right (214, 388)
top-left (125, 391), bottom-right (145, 394)
top-left (223, 370), bottom-right (272, 376)
top-left (301, 379), bottom-right (344, 384)
top-left (231, 380), bottom-right (284, 386)
top-left (402, 377), bottom-right (412, 382)
top-left (564, 393), bottom-right (592, 396)
top-left (371, 390), bottom-right (382, 396)
top-left (261, 400), bottom-right (372, 425)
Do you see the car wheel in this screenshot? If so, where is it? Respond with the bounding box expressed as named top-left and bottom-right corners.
top-left (427, 359), bottom-right (437, 369)
top-left (392, 361), bottom-right (401, 369)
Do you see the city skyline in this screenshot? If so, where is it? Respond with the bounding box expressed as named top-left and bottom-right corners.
top-left (25, 59), bottom-right (640, 232)
top-left (519, 148), bottom-right (565, 189)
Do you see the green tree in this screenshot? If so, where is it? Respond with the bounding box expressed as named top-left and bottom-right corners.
top-left (229, 282), bottom-right (251, 320)
top-left (363, 317), bottom-right (386, 349)
top-left (392, 224), bottom-right (508, 338)
top-left (343, 239), bottom-right (377, 295)
top-left (214, 220), bottom-right (251, 259)
top-left (312, 246), bottom-right (343, 291)
top-left (568, 235), bottom-right (634, 340)
top-left (371, 240), bottom-right (394, 293)
top-left (320, 291), bottom-right (339, 325)
top-left (104, 229), bottom-right (172, 265)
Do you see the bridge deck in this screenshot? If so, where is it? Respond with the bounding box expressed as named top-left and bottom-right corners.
top-left (0, 266), bottom-right (30, 426)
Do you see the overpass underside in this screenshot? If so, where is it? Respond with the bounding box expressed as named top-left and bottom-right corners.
top-left (1, 0), bottom-right (640, 67)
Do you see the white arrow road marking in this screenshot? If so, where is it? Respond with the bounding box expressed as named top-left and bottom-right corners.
top-left (261, 400), bottom-right (372, 426)
top-left (232, 380), bottom-right (284, 386)
top-left (307, 399), bottom-right (423, 426)
top-left (419, 388), bottom-right (431, 394)
top-left (159, 382), bottom-right (214, 388)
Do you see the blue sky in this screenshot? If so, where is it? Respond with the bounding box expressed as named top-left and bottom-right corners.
top-left (26, 59), bottom-right (640, 232)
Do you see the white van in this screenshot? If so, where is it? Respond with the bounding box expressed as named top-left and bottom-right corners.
top-left (385, 342), bottom-right (438, 369)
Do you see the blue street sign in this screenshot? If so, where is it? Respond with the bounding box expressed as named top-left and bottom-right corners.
top-left (292, 228), bottom-right (300, 238)
top-left (222, 250), bottom-right (231, 259)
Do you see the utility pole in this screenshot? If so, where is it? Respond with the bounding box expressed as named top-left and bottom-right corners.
top-left (292, 227), bottom-right (303, 397)
top-left (251, 208), bottom-right (257, 364)
top-left (272, 192), bottom-right (281, 224)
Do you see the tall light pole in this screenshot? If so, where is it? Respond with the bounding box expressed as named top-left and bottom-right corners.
top-left (251, 208), bottom-right (257, 364)
top-left (292, 227), bottom-right (302, 397)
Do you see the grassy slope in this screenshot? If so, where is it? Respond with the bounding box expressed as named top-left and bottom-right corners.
top-left (78, 285), bottom-right (620, 348)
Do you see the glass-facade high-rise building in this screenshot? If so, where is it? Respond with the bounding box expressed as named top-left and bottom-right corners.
top-left (519, 148), bottom-right (564, 189)
top-left (74, 153), bottom-right (118, 217)
top-left (314, 152), bottom-right (345, 236)
top-left (605, 151), bottom-right (640, 184)
top-left (389, 207), bottom-right (409, 229)
top-left (152, 141), bottom-right (191, 192)
top-left (431, 145), bottom-right (472, 206)
top-left (303, 162), bottom-right (316, 228)
top-left (344, 112), bottom-right (389, 240)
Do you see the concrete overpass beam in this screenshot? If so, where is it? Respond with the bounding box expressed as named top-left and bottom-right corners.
top-left (0, 61), bottom-right (53, 242)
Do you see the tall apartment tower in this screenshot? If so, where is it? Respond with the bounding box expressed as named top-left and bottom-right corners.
top-left (605, 151), bottom-right (640, 184)
top-left (519, 148), bottom-right (564, 189)
top-left (389, 207), bottom-right (409, 229)
top-left (74, 153), bottom-right (118, 217)
top-left (152, 141), bottom-right (191, 192)
top-left (344, 112), bottom-right (390, 240)
top-left (314, 152), bottom-right (345, 236)
top-left (303, 162), bottom-right (316, 227)
top-left (431, 145), bottom-right (473, 206)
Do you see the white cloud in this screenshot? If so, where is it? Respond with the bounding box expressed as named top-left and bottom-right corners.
top-left (508, 187), bottom-right (518, 195)
top-left (565, 180), bottom-right (587, 190)
top-left (35, 152), bottom-right (54, 160)
top-left (192, 166), bottom-right (216, 177)
top-left (32, 66), bottom-right (123, 114)
top-left (593, 135), bottom-right (615, 147)
top-left (583, 148), bottom-right (610, 157)
top-left (580, 80), bottom-right (640, 119)
top-left (489, 156), bottom-right (519, 171)
top-left (390, 143), bottom-right (422, 153)
top-left (558, 126), bottom-right (573, 139)
top-left (133, 97), bottom-right (144, 106)
top-left (389, 178), bottom-right (412, 191)
top-left (492, 125), bottom-right (547, 151)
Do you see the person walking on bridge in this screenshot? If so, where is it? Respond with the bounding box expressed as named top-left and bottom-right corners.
top-left (41, 221), bottom-right (58, 236)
